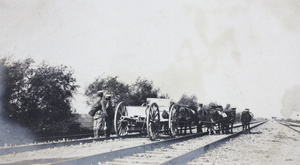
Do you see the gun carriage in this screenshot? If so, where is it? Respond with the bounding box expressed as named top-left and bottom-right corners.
top-left (114, 98), bottom-right (173, 140)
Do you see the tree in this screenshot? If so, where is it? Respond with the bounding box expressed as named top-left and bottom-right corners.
top-left (0, 57), bottom-right (79, 136)
top-left (85, 76), bottom-right (130, 106)
top-left (1, 57), bottom-right (34, 120)
top-left (128, 77), bottom-right (160, 105)
top-left (178, 94), bottom-right (198, 110)
top-left (85, 76), bottom-right (161, 106)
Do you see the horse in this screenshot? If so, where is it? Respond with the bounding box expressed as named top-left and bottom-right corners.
top-left (221, 108), bottom-right (236, 134)
top-left (177, 106), bottom-right (197, 135)
top-left (241, 110), bottom-right (253, 133)
top-left (197, 104), bottom-right (223, 135)
top-left (211, 106), bottom-right (224, 134)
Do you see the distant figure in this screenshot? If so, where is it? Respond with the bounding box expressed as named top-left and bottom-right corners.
top-left (241, 109), bottom-right (253, 134)
top-left (196, 103), bottom-right (204, 133)
top-left (92, 90), bottom-right (107, 138)
top-left (105, 94), bottom-right (114, 138)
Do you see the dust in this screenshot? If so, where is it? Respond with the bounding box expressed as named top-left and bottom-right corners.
top-left (280, 85), bottom-right (300, 118)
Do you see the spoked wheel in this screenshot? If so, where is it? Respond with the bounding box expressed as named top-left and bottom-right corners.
top-left (169, 104), bottom-right (179, 137)
top-left (146, 102), bottom-right (160, 140)
top-left (114, 102), bottom-right (129, 136)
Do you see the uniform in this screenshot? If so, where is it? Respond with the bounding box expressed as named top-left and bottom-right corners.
top-left (92, 91), bottom-right (107, 138)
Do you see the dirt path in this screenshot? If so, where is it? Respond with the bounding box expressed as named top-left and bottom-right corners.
top-left (188, 121), bottom-right (300, 165)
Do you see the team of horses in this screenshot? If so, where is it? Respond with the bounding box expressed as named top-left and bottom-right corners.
top-left (167, 103), bottom-right (253, 136)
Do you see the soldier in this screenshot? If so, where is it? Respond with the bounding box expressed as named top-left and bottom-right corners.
top-left (196, 103), bottom-right (204, 133)
top-left (105, 94), bottom-right (114, 138)
top-left (92, 90), bottom-right (107, 138)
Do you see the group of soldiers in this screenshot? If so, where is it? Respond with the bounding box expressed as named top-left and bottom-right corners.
top-left (91, 90), bottom-right (114, 138)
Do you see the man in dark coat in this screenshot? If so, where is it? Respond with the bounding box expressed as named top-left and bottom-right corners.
top-left (105, 94), bottom-right (114, 138)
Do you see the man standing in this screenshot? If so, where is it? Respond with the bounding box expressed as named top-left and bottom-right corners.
top-left (105, 94), bottom-right (114, 138)
top-left (92, 90), bottom-right (107, 138)
top-left (196, 103), bottom-right (204, 133)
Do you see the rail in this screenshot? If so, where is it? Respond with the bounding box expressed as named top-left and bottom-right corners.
top-left (53, 121), bottom-right (267, 165)
top-left (0, 121), bottom-right (263, 157)
top-left (277, 121), bottom-right (300, 133)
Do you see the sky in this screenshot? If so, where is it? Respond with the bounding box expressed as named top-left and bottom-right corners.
top-left (1, 0), bottom-right (300, 119)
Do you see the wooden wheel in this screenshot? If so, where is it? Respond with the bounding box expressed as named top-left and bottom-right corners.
top-left (114, 102), bottom-right (128, 136)
top-left (146, 102), bottom-right (160, 140)
top-left (169, 104), bottom-right (179, 137)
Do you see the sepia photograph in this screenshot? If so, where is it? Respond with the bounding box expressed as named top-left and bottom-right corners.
top-left (0, 0), bottom-right (300, 164)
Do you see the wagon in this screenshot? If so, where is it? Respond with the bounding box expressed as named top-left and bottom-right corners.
top-left (114, 98), bottom-right (175, 140)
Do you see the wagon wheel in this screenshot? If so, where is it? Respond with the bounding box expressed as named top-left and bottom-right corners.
top-left (169, 104), bottom-right (179, 137)
top-left (114, 102), bottom-right (129, 136)
top-left (146, 102), bottom-right (160, 140)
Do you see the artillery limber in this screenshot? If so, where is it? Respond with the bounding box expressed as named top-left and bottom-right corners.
top-left (114, 98), bottom-right (173, 140)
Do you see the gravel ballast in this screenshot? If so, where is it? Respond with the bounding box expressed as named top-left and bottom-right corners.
top-left (1, 121), bottom-right (299, 165)
top-left (188, 121), bottom-right (300, 165)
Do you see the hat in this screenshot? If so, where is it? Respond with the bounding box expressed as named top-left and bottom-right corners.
top-left (245, 108), bottom-right (249, 111)
top-left (96, 90), bottom-right (104, 96)
top-left (105, 94), bottom-right (111, 99)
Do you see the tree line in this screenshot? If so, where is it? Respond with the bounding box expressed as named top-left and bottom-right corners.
top-left (85, 76), bottom-right (168, 107)
top-left (0, 57), bottom-right (170, 137)
top-left (0, 57), bottom-right (241, 137)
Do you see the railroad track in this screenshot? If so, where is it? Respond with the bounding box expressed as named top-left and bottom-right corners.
top-left (0, 133), bottom-right (143, 156)
top-left (0, 121), bottom-right (260, 156)
top-left (51, 121), bottom-right (267, 165)
top-left (277, 121), bottom-right (300, 133)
